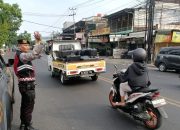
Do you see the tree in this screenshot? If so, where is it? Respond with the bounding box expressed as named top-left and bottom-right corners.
top-left (0, 0), bottom-right (22, 47)
top-left (17, 31), bottom-right (32, 43)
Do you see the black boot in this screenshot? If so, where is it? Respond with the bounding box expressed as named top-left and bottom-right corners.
top-left (24, 125), bottom-right (38, 130)
top-left (19, 123), bottom-right (25, 130)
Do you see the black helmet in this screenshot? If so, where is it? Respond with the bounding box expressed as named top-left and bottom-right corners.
top-left (132, 48), bottom-right (147, 62)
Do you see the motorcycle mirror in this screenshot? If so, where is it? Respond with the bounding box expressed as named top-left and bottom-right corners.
top-left (120, 69), bottom-right (127, 74)
top-left (114, 64), bottom-right (118, 69)
top-left (114, 65), bottom-right (118, 72)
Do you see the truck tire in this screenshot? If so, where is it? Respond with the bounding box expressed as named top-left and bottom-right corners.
top-left (60, 72), bottom-right (66, 84)
top-left (51, 70), bottom-right (55, 78)
top-left (91, 75), bottom-right (98, 81)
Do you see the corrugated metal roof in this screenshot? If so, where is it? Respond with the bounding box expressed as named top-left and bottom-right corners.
top-left (104, 8), bottom-right (134, 19)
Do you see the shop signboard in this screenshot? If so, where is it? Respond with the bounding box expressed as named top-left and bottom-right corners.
top-left (91, 27), bottom-right (110, 36)
top-left (129, 31), bottom-right (145, 38)
top-left (110, 34), bottom-right (128, 42)
top-left (154, 34), bottom-right (171, 43)
top-left (171, 31), bottom-right (180, 43)
top-left (76, 32), bottom-right (84, 39)
top-left (88, 36), bottom-right (109, 43)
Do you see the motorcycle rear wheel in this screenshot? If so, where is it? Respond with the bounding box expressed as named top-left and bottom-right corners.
top-left (144, 105), bottom-right (162, 129)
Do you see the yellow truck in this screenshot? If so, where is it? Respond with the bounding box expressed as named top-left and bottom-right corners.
top-left (47, 40), bottom-right (106, 84)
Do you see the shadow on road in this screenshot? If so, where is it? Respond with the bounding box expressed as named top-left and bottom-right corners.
top-left (11, 124), bottom-right (19, 130)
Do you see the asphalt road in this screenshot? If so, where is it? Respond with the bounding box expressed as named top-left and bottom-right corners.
top-left (11, 54), bottom-right (180, 130)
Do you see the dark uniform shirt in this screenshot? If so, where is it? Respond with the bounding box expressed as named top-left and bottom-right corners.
top-left (14, 44), bottom-right (43, 81)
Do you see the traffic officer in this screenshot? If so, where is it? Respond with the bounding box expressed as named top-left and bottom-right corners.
top-left (14, 33), bottom-right (43, 130)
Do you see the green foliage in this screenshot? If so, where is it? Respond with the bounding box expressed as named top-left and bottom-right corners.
top-left (0, 0), bottom-right (22, 47)
top-left (17, 31), bottom-right (32, 43)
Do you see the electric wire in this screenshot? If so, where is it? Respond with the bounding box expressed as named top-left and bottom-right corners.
top-left (21, 0), bottom-right (180, 36)
top-left (23, 19), bottom-right (62, 29)
top-left (22, 12), bottom-right (70, 17)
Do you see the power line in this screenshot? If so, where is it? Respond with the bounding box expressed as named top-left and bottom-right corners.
top-left (76, 0), bottom-right (105, 9)
top-left (23, 12), bottom-right (69, 17)
top-left (42, 9), bottom-right (70, 32)
top-left (104, 0), bottom-right (146, 15)
top-left (23, 20), bottom-right (62, 29)
top-left (72, 0), bottom-right (96, 8)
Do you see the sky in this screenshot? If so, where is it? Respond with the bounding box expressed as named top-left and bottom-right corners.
top-left (3, 0), bottom-right (145, 37)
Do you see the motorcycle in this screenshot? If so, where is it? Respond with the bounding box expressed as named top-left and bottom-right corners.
top-left (109, 65), bottom-right (168, 129)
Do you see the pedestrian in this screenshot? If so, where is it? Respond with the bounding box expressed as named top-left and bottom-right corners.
top-left (13, 32), bottom-right (43, 130)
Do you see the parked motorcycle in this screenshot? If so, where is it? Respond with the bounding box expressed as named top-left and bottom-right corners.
top-left (109, 65), bottom-right (168, 129)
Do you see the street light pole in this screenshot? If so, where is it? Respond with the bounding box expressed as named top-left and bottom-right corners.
top-left (69, 8), bottom-right (76, 39)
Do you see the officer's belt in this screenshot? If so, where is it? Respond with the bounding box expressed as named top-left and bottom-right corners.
top-left (19, 82), bottom-right (35, 90)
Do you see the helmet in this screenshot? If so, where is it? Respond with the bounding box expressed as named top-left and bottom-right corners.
top-left (132, 48), bottom-right (147, 62)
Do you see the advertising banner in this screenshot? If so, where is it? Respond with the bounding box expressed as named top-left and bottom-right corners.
top-left (171, 31), bottom-right (180, 43)
top-left (154, 34), bottom-right (171, 43)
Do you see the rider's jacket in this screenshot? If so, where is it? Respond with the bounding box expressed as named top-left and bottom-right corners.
top-left (121, 62), bottom-right (149, 90)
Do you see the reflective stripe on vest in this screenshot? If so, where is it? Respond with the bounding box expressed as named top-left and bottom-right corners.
top-left (17, 64), bottom-right (33, 71)
top-left (18, 77), bottom-right (36, 82)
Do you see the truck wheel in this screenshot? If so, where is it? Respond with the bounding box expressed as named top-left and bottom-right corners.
top-left (48, 66), bottom-right (51, 71)
top-left (91, 75), bottom-right (98, 81)
top-left (51, 71), bottom-right (55, 78)
top-left (60, 73), bottom-right (66, 84)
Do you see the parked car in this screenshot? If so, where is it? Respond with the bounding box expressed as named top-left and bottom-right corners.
top-left (154, 46), bottom-right (180, 72)
top-left (0, 55), bottom-right (14, 130)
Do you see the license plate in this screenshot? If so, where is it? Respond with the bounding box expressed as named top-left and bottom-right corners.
top-left (152, 98), bottom-right (166, 108)
top-left (80, 71), bottom-right (93, 75)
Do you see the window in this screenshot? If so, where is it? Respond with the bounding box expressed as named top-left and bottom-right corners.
top-left (168, 50), bottom-right (180, 56)
top-left (159, 50), bottom-right (168, 54)
top-left (59, 44), bottom-right (74, 51)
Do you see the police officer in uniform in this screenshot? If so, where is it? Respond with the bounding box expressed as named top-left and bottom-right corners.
top-left (14, 33), bottom-right (43, 130)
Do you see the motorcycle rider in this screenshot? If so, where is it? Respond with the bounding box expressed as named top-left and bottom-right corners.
top-left (14, 32), bottom-right (43, 130)
top-left (113, 48), bottom-right (151, 107)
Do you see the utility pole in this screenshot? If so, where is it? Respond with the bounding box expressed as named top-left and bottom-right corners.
top-left (69, 8), bottom-right (76, 39)
top-left (144, 0), bottom-right (148, 49)
top-left (146, 0), bottom-right (155, 63)
top-left (159, 3), bottom-right (163, 29)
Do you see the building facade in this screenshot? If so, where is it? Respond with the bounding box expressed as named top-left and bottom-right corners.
top-left (57, 0), bottom-right (180, 57)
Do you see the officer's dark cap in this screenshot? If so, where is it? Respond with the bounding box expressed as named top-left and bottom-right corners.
top-left (17, 39), bottom-right (30, 44)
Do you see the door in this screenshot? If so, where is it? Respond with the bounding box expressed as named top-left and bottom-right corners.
top-left (168, 50), bottom-right (180, 69)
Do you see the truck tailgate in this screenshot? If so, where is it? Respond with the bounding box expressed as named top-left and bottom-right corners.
top-left (66, 59), bottom-right (106, 76)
